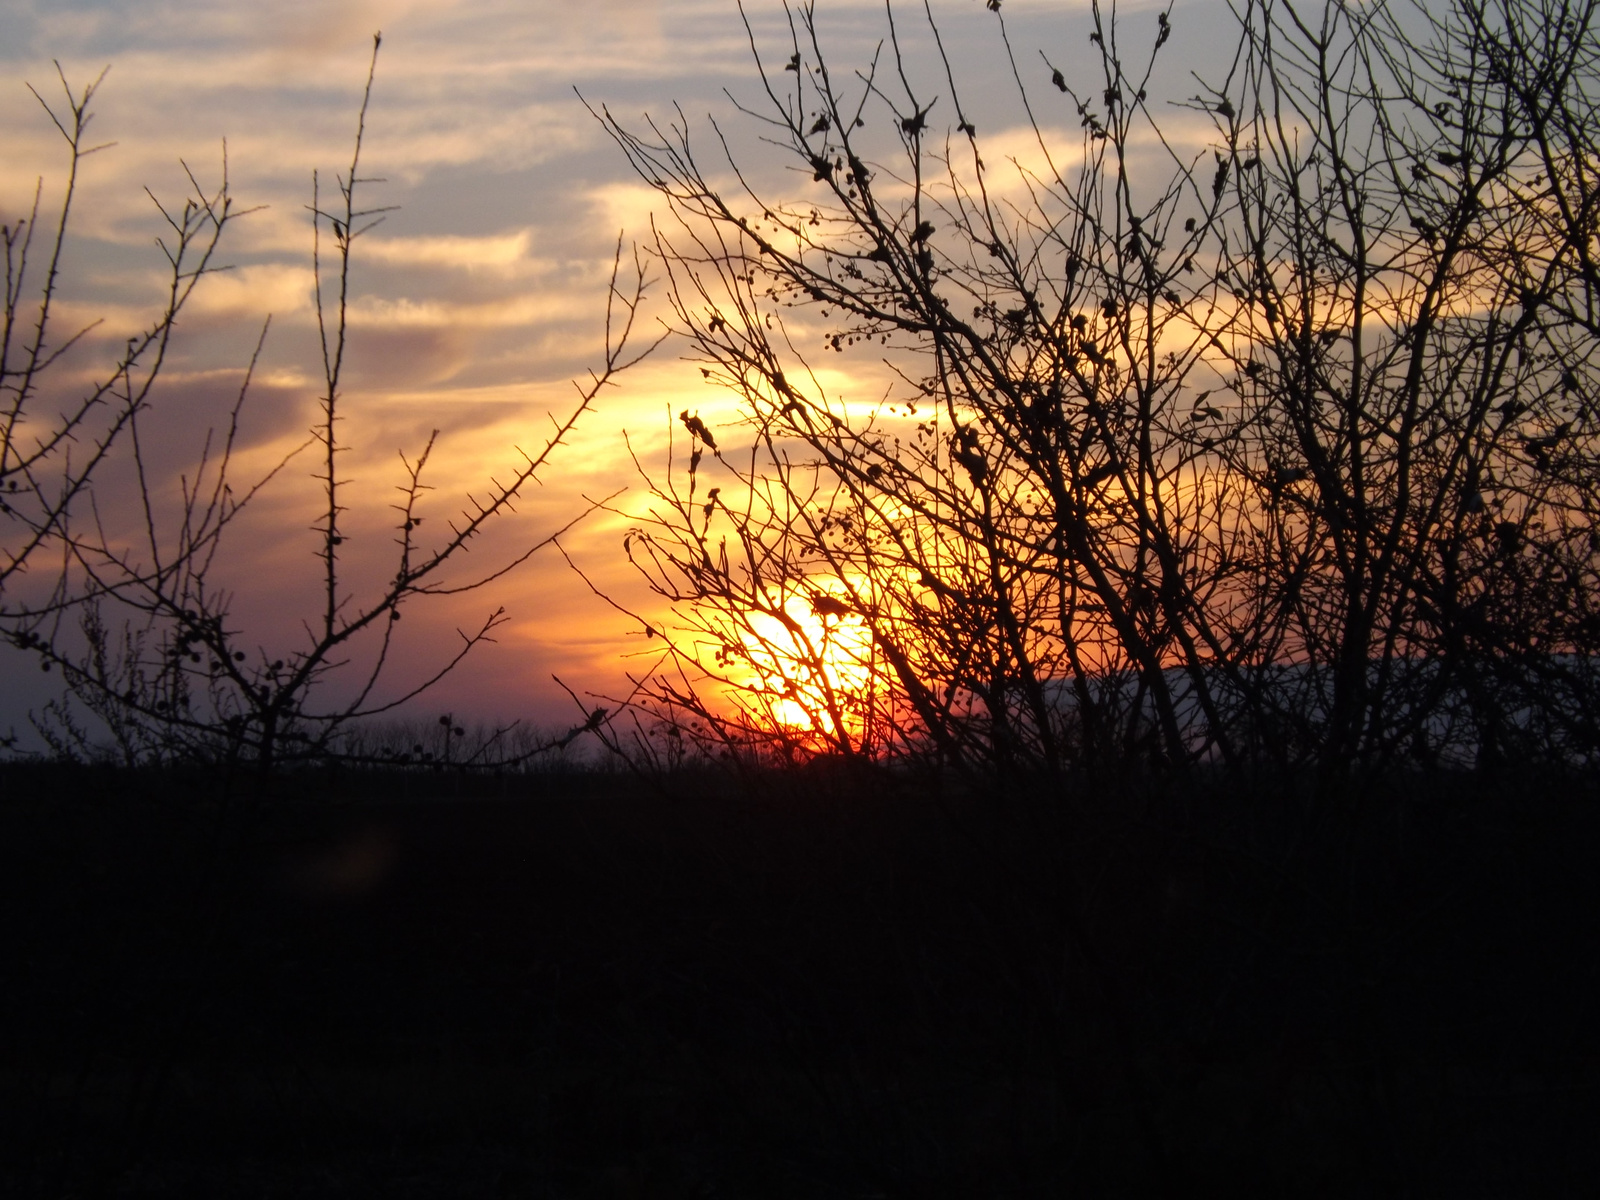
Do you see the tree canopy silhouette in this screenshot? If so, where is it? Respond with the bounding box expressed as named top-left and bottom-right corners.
top-left (595, 0), bottom-right (1600, 778)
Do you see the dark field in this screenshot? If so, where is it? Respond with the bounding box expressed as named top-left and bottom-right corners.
top-left (1, 762), bottom-right (1596, 1197)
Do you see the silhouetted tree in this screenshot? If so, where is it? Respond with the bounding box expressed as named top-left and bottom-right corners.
top-left (594, 0), bottom-right (1600, 777)
top-left (2, 68), bottom-right (239, 689)
top-left (21, 38), bottom-right (657, 770)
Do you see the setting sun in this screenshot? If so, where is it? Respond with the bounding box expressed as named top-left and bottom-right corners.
top-left (734, 593), bottom-right (880, 748)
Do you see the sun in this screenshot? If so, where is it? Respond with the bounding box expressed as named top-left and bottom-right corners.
top-left (730, 592), bottom-right (881, 749)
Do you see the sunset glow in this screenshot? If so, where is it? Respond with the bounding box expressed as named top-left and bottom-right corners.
top-left (731, 594), bottom-right (879, 745)
top-left (0, 0), bottom-right (1374, 739)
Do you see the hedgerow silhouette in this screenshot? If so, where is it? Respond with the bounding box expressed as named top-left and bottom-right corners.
top-left (590, 0), bottom-right (1600, 781)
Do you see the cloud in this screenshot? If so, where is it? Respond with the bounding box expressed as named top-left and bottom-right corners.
top-left (359, 230), bottom-right (531, 271)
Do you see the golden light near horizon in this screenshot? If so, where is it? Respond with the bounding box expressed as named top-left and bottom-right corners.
top-left (722, 593), bottom-right (881, 747)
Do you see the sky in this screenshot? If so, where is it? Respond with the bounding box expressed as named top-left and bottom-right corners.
top-left (1, 0), bottom-right (1235, 740)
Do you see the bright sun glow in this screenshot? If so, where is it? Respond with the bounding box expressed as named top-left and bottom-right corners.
top-left (735, 595), bottom-right (880, 746)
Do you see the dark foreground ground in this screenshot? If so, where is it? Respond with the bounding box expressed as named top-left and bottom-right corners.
top-left (1, 760), bottom-right (1596, 1198)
